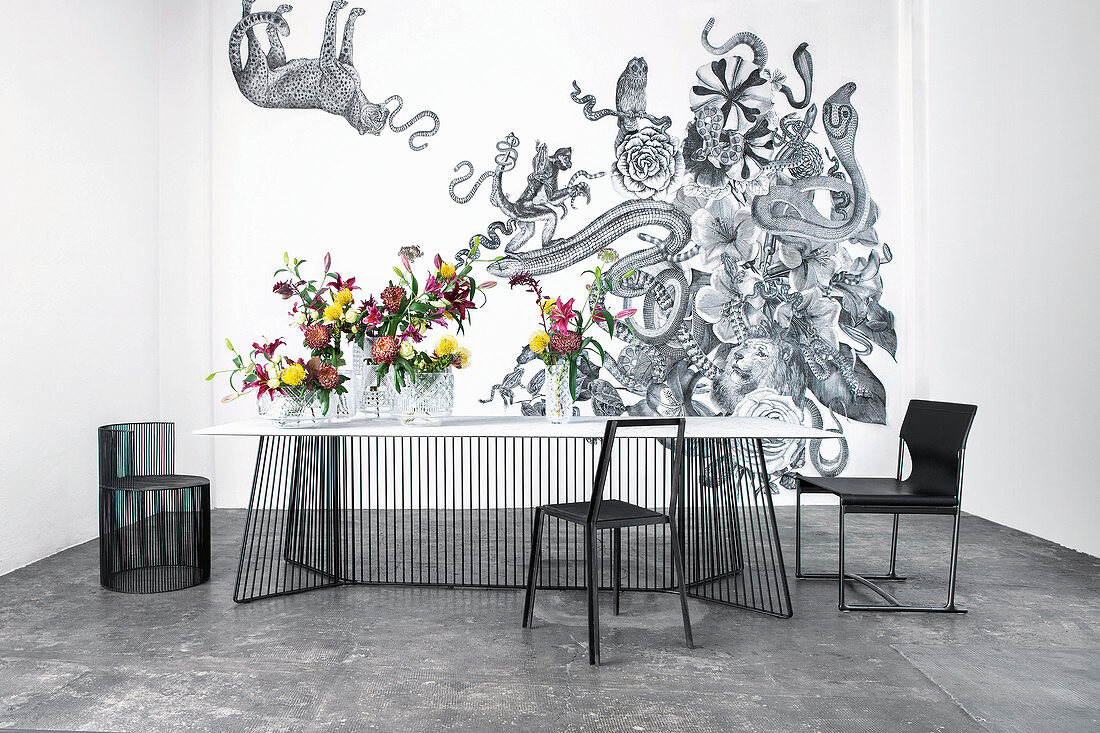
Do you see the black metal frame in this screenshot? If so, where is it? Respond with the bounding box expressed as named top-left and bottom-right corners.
top-left (232, 429), bottom-right (793, 623)
top-left (794, 400), bottom-right (976, 612)
top-left (98, 422), bottom-right (211, 594)
top-left (521, 418), bottom-right (692, 665)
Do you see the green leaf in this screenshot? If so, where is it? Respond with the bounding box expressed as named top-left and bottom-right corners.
top-left (205, 373), bottom-right (216, 381)
top-left (393, 267), bottom-right (404, 281)
top-left (568, 359), bottom-right (578, 400)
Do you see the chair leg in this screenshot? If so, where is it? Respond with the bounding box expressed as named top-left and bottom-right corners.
top-left (795, 485), bottom-right (804, 578)
top-left (796, 490), bottom-right (907, 583)
top-left (838, 507), bottom-right (967, 613)
top-left (945, 508), bottom-right (963, 611)
top-left (838, 505), bottom-right (847, 610)
top-left (586, 524), bottom-right (600, 665)
top-left (522, 508), bottom-right (544, 628)
top-left (612, 527), bottom-right (621, 616)
top-left (888, 513), bottom-right (901, 578)
top-left (667, 519), bottom-right (694, 649)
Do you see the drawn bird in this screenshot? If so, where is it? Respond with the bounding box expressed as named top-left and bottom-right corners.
top-left (615, 57), bottom-right (649, 133)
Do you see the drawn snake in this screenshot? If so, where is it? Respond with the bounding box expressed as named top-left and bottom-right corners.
top-left (701, 19), bottom-right (813, 109)
top-left (752, 83), bottom-right (876, 243)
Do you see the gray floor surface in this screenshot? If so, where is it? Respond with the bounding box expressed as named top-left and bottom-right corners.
top-left (0, 507), bottom-right (1096, 732)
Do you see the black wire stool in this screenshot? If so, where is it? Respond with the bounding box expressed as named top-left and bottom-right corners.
top-left (99, 422), bottom-right (211, 593)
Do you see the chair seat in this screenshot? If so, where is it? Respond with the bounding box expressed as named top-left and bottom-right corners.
top-left (798, 476), bottom-right (957, 508)
top-left (542, 499), bottom-right (668, 527)
top-left (102, 474), bottom-right (211, 491)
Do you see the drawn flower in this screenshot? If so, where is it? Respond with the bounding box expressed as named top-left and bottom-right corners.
top-left (628, 361), bottom-right (704, 417)
top-left (778, 238), bottom-right (839, 291)
top-left (695, 260), bottom-right (763, 343)
top-left (612, 128), bottom-right (685, 200)
top-left (728, 116), bottom-right (775, 182)
top-left (830, 249), bottom-right (883, 319)
top-left (689, 197), bottom-right (762, 268)
top-left (617, 344), bottom-right (662, 387)
top-left (776, 288), bottom-right (842, 350)
top-left (733, 388), bottom-right (805, 475)
top-left (682, 122), bottom-right (739, 194)
top-left (690, 56), bottom-right (773, 130)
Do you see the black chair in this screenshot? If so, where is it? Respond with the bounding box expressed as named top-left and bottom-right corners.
top-left (795, 399), bottom-right (976, 612)
top-left (522, 418), bottom-right (692, 665)
top-left (99, 422), bottom-right (211, 593)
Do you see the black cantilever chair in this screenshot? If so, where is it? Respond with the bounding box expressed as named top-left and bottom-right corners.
top-left (522, 418), bottom-right (693, 666)
top-left (795, 399), bottom-right (977, 612)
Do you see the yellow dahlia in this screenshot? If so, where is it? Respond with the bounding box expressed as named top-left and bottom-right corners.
top-left (439, 261), bottom-right (456, 279)
top-left (323, 304), bottom-right (344, 323)
top-left (334, 288), bottom-right (354, 307)
top-left (435, 335), bottom-right (457, 357)
top-left (281, 363), bottom-right (307, 386)
top-left (529, 330), bottom-right (550, 354)
top-left (455, 347), bottom-right (472, 369)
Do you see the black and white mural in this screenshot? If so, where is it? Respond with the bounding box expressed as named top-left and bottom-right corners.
top-left (228, 0), bottom-right (439, 150)
top-left (454, 18), bottom-right (895, 486)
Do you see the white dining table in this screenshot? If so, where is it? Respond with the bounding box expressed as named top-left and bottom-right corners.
top-left (198, 415), bottom-right (835, 616)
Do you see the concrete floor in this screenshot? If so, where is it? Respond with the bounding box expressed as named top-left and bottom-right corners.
top-left (0, 508), bottom-right (1097, 732)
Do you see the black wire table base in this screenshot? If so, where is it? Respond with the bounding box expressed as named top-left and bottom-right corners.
top-left (233, 435), bottom-right (791, 618)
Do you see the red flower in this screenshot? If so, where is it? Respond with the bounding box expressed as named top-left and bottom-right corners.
top-left (550, 297), bottom-right (576, 334)
top-left (363, 304), bottom-right (382, 328)
top-left (273, 281), bottom-right (299, 299)
top-left (443, 280), bottom-right (476, 321)
top-left (372, 335), bottom-right (399, 363)
top-left (252, 338), bottom-right (285, 360)
top-left (330, 273), bottom-right (358, 292)
top-left (381, 286), bottom-right (406, 313)
top-left (303, 324), bottom-right (331, 350)
top-left (250, 364), bottom-right (280, 400)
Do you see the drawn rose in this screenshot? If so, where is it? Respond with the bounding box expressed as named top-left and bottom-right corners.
top-left (733, 388), bottom-right (806, 476)
top-left (612, 128), bottom-right (685, 200)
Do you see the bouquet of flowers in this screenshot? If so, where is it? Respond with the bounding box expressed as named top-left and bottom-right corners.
top-left (207, 252), bottom-right (359, 416)
top-left (352, 245), bottom-right (493, 392)
top-left (509, 267), bottom-right (635, 399)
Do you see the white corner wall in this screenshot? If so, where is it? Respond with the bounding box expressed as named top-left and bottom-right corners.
top-left (922, 0), bottom-right (1100, 556)
top-left (0, 2), bottom-right (162, 574)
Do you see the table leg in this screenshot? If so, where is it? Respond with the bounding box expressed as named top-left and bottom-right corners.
top-left (684, 437), bottom-right (793, 618)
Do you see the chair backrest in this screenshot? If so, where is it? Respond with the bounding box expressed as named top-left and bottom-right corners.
top-left (899, 400), bottom-right (977, 498)
top-left (587, 418), bottom-right (686, 523)
top-left (98, 422), bottom-right (175, 488)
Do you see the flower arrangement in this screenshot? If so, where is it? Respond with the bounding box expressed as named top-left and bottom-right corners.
top-left (352, 245), bottom-right (491, 392)
top-left (508, 267), bottom-right (635, 398)
top-left (207, 252), bottom-right (360, 416)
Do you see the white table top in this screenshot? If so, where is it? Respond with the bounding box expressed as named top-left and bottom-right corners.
top-left (195, 415), bottom-right (836, 440)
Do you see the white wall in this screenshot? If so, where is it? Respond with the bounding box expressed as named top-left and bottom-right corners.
top-left (921, 0), bottom-right (1100, 556)
top-left (0, 2), bottom-right (161, 574)
top-left (197, 0), bottom-right (912, 507)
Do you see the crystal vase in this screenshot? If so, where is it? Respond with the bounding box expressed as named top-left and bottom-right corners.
top-left (544, 359), bottom-right (574, 424)
top-left (391, 369), bottom-right (454, 425)
top-left (351, 341), bottom-right (393, 418)
top-left (257, 384), bottom-right (356, 426)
